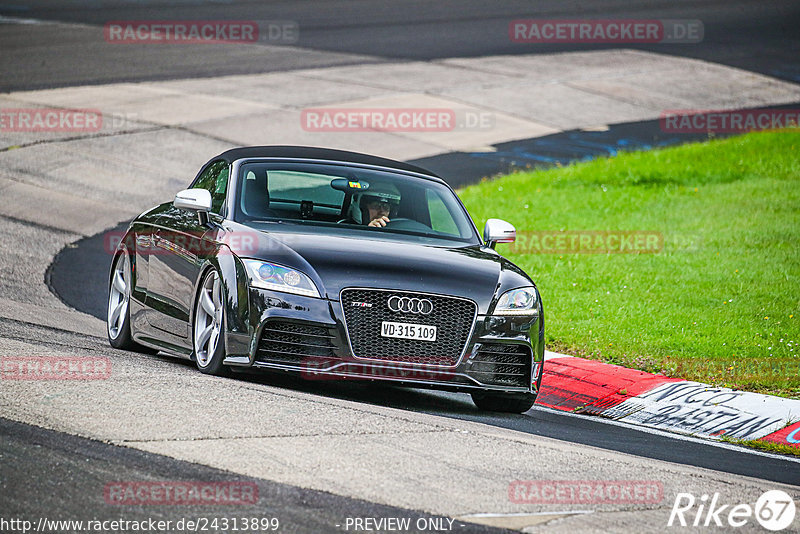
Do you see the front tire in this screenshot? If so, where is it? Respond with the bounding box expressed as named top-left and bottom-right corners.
top-left (192, 269), bottom-right (230, 376)
top-left (107, 252), bottom-right (139, 350)
top-left (471, 392), bottom-right (537, 414)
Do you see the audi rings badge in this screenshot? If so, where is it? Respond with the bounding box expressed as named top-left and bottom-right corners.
top-left (387, 296), bottom-right (434, 315)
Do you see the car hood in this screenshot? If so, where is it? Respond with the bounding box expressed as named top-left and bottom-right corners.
top-left (224, 225), bottom-right (527, 310)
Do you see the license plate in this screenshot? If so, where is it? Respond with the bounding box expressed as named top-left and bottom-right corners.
top-left (380, 321), bottom-right (437, 342)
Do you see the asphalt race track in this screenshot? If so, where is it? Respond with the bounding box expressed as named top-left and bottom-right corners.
top-left (2, 1), bottom-right (800, 532)
top-left (2, 0), bottom-right (800, 91)
top-left (0, 417), bottom-right (504, 534)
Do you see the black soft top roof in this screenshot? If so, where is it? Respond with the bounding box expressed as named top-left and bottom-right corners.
top-left (215, 146), bottom-right (439, 178)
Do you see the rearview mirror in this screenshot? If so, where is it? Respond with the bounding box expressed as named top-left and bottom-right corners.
top-left (174, 189), bottom-right (212, 225)
top-left (484, 218), bottom-right (516, 249)
top-left (330, 178), bottom-right (370, 193)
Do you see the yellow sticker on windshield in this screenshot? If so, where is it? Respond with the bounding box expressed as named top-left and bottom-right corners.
top-left (348, 181), bottom-right (362, 189)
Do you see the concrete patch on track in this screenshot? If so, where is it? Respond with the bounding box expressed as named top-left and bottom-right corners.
top-left (0, 96), bottom-right (156, 151)
top-left (439, 50), bottom-right (800, 129)
top-left (2, 418), bottom-right (508, 534)
top-left (4, 49), bottom-right (800, 162)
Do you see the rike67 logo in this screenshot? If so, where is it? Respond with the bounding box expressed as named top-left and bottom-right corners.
top-left (669, 490), bottom-right (796, 531)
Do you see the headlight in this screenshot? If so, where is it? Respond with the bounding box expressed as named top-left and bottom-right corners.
top-left (494, 287), bottom-right (538, 315)
top-left (242, 260), bottom-right (320, 298)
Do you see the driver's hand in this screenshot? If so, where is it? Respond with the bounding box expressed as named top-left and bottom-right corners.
top-left (368, 216), bottom-right (390, 227)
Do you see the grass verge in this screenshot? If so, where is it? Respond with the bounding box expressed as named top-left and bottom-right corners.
top-left (459, 129), bottom-right (800, 398)
top-left (720, 436), bottom-right (800, 458)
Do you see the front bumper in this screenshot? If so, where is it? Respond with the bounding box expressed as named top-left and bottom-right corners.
top-left (223, 288), bottom-right (544, 394)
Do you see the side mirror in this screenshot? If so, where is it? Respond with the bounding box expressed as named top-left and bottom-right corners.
top-left (174, 189), bottom-right (212, 225)
top-left (483, 218), bottom-right (516, 249)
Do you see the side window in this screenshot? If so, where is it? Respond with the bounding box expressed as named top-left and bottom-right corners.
top-left (193, 160), bottom-right (229, 215)
top-left (426, 189), bottom-right (460, 235)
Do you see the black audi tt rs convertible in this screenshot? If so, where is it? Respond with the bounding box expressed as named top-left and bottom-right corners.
top-left (107, 146), bottom-right (544, 412)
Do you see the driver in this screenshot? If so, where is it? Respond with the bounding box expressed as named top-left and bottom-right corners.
top-left (347, 183), bottom-right (401, 228)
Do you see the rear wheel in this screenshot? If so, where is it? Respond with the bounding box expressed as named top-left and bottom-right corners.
top-left (471, 392), bottom-right (537, 414)
top-left (192, 269), bottom-right (230, 376)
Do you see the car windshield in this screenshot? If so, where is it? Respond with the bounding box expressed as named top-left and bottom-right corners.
top-left (233, 161), bottom-right (480, 245)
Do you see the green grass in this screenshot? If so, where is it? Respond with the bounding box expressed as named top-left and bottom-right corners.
top-left (459, 130), bottom-right (800, 397)
top-left (721, 435), bottom-right (800, 458)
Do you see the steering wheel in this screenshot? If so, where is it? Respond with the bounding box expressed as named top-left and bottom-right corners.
top-left (382, 218), bottom-right (431, 232)
top-left (384, 217), bottom-right (412, 225)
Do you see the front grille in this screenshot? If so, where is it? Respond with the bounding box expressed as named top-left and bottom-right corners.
top-left (256, 321), bottom-right (337, 365)
top-left (468, 343), bottom-right (531, 387)
top-left (341, 289), bottom-right (476, 366)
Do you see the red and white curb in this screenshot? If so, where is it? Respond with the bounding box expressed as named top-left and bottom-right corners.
top-left (537, 352), bottom-right (800, 448)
